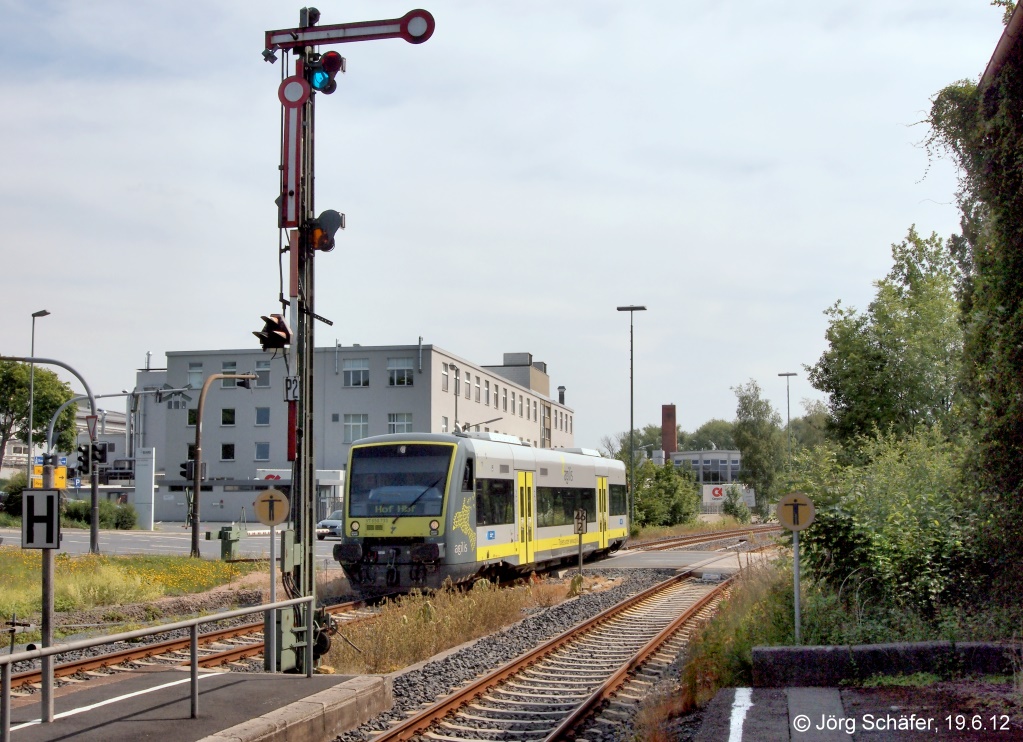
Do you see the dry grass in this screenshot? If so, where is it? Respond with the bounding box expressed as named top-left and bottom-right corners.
top-left (323, 575), bottom-right (578, 674)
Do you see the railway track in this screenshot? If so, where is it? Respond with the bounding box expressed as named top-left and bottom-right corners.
top-left (371, 572), bottom-right (730, 741)
top-left (630, 523), bottom-right (781, 551)
top-left (7, 599), bottom-right (378, 692)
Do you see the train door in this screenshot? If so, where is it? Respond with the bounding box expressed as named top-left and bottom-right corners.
top-left (517, 471), bottom-right (534, 564)
top-left (593, 476), bottom-right (605, 548)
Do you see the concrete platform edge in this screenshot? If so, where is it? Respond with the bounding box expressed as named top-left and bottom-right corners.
top-left (197, 675), bottom-right (392, 742)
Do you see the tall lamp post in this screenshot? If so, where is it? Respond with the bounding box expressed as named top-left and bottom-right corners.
top-left (191, 372), bottom-right (257, 558)
top-left (26, 309), bottom-right (51, 486)
top-left (778, 372), bottom-right (797, 467)
top-left (617, 305), bottom-right (646, 529)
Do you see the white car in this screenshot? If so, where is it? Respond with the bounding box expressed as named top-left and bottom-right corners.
top-left (316, 510), bottom-right (345, 540)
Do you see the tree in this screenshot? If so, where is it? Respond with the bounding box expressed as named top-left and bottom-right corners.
top-left (0, 361), bottom-right (78, 467)
top-left (680, 419), bottom-right (735, 451)
top-left (806, 227), bottom-right (963, 443)
top-left (788, 400), bottom-right (830, 452)
top-left (732, 380), bottom-right (784, 513)
top-left (633, 459), bottom-right (699, 527)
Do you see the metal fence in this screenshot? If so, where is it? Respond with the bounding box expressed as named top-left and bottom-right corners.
top-left (0, 595), bottom-right (315, 742)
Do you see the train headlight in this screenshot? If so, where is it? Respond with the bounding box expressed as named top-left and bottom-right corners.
top-left (350, 521), bottom-right (360, 535)
top-left (429, 520), bottom-right (439, 531)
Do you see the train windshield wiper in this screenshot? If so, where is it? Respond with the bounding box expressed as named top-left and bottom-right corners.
top-left (393, 474), bottom-right (445, 524)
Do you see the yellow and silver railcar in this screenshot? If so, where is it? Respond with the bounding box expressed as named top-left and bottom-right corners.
top-left (332, 431), bottom-right (628, 592)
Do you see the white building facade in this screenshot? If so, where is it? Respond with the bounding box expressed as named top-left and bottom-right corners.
top-left (133, 344), bottom-right (576, 483)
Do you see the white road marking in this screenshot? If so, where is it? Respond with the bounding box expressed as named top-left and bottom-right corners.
top-left (728, 687), bottom-right (754, 742)
top-left (11, 672), bottom-right (222, 730)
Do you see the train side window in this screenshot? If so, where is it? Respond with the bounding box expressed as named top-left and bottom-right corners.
top-left (476, 478), bottom-right (514, 525)
top-left (462, 458), bottom-right (474, 491)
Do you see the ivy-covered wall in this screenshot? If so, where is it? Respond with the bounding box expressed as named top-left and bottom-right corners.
top-left (928, 28), bottom-right (1023, 576)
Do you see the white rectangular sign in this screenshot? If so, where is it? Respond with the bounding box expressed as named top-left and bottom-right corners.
top-left (285, 376), bottom-right (300, 402)
top-left (22, 489), bottom-right (61, 549)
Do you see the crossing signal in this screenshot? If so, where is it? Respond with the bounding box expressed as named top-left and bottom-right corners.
top-left (254, 314), bottom-right (291, 351)
top-left (77, 444), bottom-right (91, 476)
top-left (311, 209), bottom-right (344, 252)
top-left (306, 51), bottom-right (344, 94)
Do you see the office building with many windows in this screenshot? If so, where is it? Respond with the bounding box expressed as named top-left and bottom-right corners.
top-left (133, 344), bottom-right (576, 484)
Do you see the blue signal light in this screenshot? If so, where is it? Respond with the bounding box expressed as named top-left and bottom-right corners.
top-left (311, 70), bottom-right (332, 91)
top-left (306, 51), bottom-right (344, 95)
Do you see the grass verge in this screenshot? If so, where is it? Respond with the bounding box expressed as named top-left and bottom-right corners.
top-left (323, 575), bottom-right (578, 674)
top-left (0, 545), bottom-right (264, 647)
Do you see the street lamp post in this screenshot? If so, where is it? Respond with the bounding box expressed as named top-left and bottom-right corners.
top-left (26, 309), bottom-right (51, 486)
top-left (191, 372), bottom-right (257, 558)
top-left (778, 372), bottom-right (797, 467)
top-left (617, 305), bottom-right (646, 529)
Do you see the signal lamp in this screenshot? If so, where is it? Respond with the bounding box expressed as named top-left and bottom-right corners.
top-left (77, 444), bottom-right (91, 476)
top-left (254, 314), bottom-right (292, 351)
top-left (307, 51), bottom-right (344, 94)
top-left (310, 209), bottom-right (344, 251)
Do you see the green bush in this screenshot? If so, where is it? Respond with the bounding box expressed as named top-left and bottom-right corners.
top-left (723, 485), bottom-right (751, 523)
top-left (114, 504), bottom-right (137, 530)
top-left (62, 498), bottom-right (137, 530)
top-left (787, 428), bottom-right (976, 613)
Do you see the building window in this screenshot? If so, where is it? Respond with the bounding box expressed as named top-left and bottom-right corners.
top-left (221, 443), bottom-right (235, 461)
top-left (343, 358), bottom-right (369, 387)
top-left (187, 362), bottom-right (203, 389)
top-left (222, 361), bottom-right (238, 388)
top-left (388, 412), bottom-right (413, 433)
top-left (475, 378), bottom-right (480, 402)
top-left (511, 392), bottom-right (516, 415)
top-left (255, 360), bottom-right (271, 387)
top-left (255, 442), bottom-right (270, 461)
top-left (441, 416), bottom-right (449, 433)
top-left (221, 408), bottom-right (236, 426)
top-left (187, 409), bottom-right (197, 427)
top-left (255, 407), bottom-right (270, 426)
top-left (484, 380), bottom-right (490, 405)
top-left (331, 413), bottom-right (340, 423)
top-left (465, 372), bottom-right (471, 399)
top-left (387, 357), bottom-right (414, 386)
top-left (344, 414), bottom-right (369, 443)
top-left (502, 388), bottom-right (508, 412)
top-left (442, 364), bottom-right (449, 392)
top-left (519, 397), bottom-right (523, 417)
top-left (533, 401), bottom-right (537, 422)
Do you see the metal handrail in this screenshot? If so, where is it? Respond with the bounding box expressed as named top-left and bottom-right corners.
top-left (1, 594), bottom-right (315, 742)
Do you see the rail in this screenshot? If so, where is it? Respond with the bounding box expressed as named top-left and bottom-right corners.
top-left (0, 594), bottom-right (316, 742)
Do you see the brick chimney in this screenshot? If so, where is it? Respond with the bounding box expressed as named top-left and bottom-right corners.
top-left (661, 404), bottom-right (678, 456)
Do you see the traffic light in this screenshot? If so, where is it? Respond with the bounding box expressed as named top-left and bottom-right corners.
top-left (310, 209), bottom-right (345, 252)
top-left (77, 444), bottom-right (91, 476)
top-left (306, 51), bottom-right (344, 94)
top-left (91, 442), bottom-right (107, 465)
top-left (254, 314), bottom-right (291, 351)
top-left (179, 460), bottom-right (207, 481)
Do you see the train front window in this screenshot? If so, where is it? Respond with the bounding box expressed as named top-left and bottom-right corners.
top-left (348, 444), bottom-right (453, 518)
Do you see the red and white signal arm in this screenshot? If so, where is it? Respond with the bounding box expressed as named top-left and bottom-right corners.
top-left (711, 486), bottom-right (724, 499)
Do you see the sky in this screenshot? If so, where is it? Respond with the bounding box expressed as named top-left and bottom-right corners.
top-left (0, 1), bottom-right (1006, 450)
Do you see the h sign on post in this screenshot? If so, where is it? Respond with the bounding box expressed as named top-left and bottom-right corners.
top-left (23, 489), bottom-right (61, 549)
